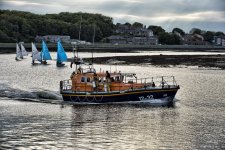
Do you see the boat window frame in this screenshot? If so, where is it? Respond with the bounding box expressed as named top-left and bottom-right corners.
top-left (87, 77), bottom-right (91, 82)
top-left (81, 77), bottom-right (85, 83)
top-left (80, 76), bottom-right (91, 83)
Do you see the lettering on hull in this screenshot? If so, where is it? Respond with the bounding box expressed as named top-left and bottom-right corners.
top-left (139, 95), bottom-right (154, 101)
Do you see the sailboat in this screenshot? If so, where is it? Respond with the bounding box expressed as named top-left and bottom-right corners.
top-left (31, 42), bottom-right (41, 64)
top-left (40, 40), bottom-right (52, 64)
top-left (56, 40), bottom-right (67, 67)
top-left (15, 43), bottom-right (22, 61)
top-left (20, 43), bottom-right (28, 59)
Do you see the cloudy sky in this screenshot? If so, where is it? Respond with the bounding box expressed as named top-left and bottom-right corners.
top-left (1, 0), bottom-right (225, 33)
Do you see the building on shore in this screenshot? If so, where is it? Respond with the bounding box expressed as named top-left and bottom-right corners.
top-left (107, 35), bottom-right (127, 44)
top-left (183, 34), bottom-right (209, 45)
top-left (108, 23), bottom-right (158, 45)
top-left (213, 36), bottom-right (225, 46)
top-left (35, 35), bottom-right (71, 43)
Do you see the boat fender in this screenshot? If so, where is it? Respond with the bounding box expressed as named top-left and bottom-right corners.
top-left (92, 81), bottom-right (96, 88)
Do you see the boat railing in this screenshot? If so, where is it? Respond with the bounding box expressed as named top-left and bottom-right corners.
top-left (60, 76), bottom-right (178, 93)
top-left (124, 76), bottom-right (178, 88)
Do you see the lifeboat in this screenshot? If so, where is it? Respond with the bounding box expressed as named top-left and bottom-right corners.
top-left (60, 58), bottom-right (180, 104)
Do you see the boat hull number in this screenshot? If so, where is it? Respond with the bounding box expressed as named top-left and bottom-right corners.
top-left (139, 95), bottom-right (154, 101)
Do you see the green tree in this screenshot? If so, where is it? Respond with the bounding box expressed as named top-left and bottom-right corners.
top-left (132, 22), bottom-right (143, 28)
top-left (158, 32), bottom-right (181, 45)
top-left (147, 25), bottom-right (165, 35)
top-left (124, 22), bottom-right (131, 27)
top-left (190, 28), bottom-right (201, 34)
top-left (203, 31), bottom-right (214, 43)
top-left (0, 10), bottom-right (114, 42)
top-left (215, 31), bottom-right (224, 36)
top-left (0, 29), bottom-right (10, 42)
top-left (172, 28), bottom-right (185, 36)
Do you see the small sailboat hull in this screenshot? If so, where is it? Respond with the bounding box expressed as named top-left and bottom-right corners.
top-left (15, 57), bottom-right (21, 61)
top-left (56, 62), bottom-right (65, 67)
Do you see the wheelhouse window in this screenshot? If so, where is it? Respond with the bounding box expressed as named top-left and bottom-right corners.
top-left (81, 76), bottom-right (91, 83)
top-left (81, 77), bottom-right (85, 82)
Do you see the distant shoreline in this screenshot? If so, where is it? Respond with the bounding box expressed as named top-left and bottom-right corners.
top-left (0, 43), bottom-right (225, 54)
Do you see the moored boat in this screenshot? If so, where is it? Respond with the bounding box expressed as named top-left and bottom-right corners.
top-left (60, 55), bottom-right (180, 104)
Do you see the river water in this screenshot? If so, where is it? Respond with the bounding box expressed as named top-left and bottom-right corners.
top-left (0, 52), bottom-right (225, 149)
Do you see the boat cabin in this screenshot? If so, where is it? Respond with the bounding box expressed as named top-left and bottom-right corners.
top-left (69, 65), bottom-right (147, 93)
top-left (60, 63), bottom-right (178, 94)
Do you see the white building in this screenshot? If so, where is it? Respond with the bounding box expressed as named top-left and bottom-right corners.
top-left (213, 36), bottom-right (225, 46)
top-left (35, 35), bottom-right (71, 43)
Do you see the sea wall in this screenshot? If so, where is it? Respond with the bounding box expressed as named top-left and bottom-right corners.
top-left (0, 43), bottom-right (225, 53)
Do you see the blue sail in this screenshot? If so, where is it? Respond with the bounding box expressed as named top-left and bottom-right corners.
top-left (57, 40), bottom-right (67, 63)
top-left (41, 40), bottom-right (52, 60)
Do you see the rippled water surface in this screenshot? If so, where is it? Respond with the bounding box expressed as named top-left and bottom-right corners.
top-left (0, 52), bottom-right (225, 149)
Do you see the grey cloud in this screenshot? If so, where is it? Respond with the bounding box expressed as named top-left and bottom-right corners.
top-left (1, 0), bottom-right (225, 32)
top-left (93, 0), bottom-right (225, 18)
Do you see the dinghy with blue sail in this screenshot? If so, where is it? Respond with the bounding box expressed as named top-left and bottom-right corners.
top-left (56, 40), bottom-right (67, 67)
top-left (40, 40), bottom-right (52, 64)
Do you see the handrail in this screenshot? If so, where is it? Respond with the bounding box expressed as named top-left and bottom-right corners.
top-left (60, 75), bottom-right (178, 93)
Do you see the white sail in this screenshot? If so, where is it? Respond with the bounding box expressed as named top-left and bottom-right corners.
top-left (16, 43), bottom-right (22, 58)
top-left (31, 42), bottom-right (41, 62)
top-left (20, 43), bottom-right (28, 57)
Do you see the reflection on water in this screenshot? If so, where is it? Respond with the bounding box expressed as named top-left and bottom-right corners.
top-left (1, 99), bottom-right (224, 149)
top-left (0, 100), bottom-right (181, 149)
top-left (0, 53), bottom-right (225, 149)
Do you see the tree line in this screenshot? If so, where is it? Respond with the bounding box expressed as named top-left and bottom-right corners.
top-left (0, 10), bottom-right (114, 43)
top-left (0, 10), bottom-right (224, 44)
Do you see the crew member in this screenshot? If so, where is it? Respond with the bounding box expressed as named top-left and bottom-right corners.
top-left (93, 73), bottom-right (99, 91)
top-left (106, 71), bottom-right (111, 91)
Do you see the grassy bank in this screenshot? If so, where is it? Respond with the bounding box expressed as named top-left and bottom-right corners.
top-left (1, 43), bottom-right (225, 54)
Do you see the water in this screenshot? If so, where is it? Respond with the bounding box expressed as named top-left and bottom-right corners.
top-left (0, 52), bottom-right (225, 149)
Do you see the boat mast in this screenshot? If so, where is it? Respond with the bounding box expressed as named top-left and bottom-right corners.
top-left (78, 15), bottom-right (82, 44)
top-left (92, 24), bottom-right (95, 65)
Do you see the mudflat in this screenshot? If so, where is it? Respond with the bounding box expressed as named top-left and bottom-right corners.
top-left (84, 54), bottom-right (225, 69)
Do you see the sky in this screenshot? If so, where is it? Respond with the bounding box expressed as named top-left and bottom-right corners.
top-left (1, 0), bottom-right (225, 33)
